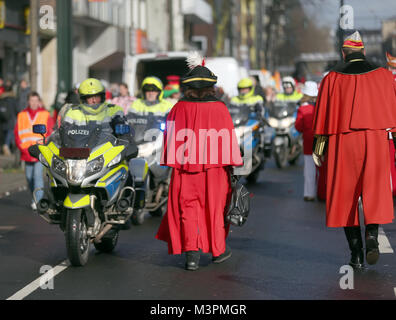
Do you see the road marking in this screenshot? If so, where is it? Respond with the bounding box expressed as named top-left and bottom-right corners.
top-left (378, 227), bottom-right (394, 254)
top-left (6, 260), bottom-right (70, 300)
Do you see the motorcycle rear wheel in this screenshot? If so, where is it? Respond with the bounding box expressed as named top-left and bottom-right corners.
top-left (131, 209), bottom-right (145, 225)
top-left (65, 209), bottom-right (90, 267)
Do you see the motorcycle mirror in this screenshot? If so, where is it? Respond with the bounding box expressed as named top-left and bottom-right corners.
top-left (115, 124), bottom-right (131, 135)
top-left (33, 124), bottom-right (47, 135)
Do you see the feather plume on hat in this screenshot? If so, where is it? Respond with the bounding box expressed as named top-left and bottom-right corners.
top-left (186, 51), bottom-right (205, 70)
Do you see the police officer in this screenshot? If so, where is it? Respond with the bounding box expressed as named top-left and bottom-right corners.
top-left (230, 78), bottom-right (265, 118)
top-left (230, 78), bottom-right (269, 155)
top-left (128, 77), bottom-right (173, 118)
top-left (276, 76), bottom-right (303, 103)
top-left (60, 78), bottom-right (138, 163)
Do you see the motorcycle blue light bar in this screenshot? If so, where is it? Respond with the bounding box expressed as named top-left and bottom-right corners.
top-left (115, 124), bottom-right (131, 135)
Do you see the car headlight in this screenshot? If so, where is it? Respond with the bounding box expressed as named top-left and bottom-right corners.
top-left (268, 117), bottom-right (278, 128)
top-left (107, 153), bottom-right (121, 168)
top-left (87, 156), bottom-right (105, 176)
top-left (53, 156), bottom-right (66, 176)
top-left (66, 159), bottom-right (87, 185)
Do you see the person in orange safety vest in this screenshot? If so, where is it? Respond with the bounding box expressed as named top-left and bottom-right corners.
top-left (14, 91), bottom-right (53, 210)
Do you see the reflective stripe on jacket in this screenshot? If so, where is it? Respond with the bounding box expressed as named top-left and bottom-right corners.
top-left (63, 103), bottom-right (124, 127)
top-left (128, 99), bottom-right (173, 117)
top-left (276, 91), bottom-right (303, 102)
top-left (230, 94), bottom-right (263, 106)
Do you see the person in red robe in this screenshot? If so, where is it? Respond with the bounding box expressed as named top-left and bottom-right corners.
top-left (313, 31), bottom-right (396, 270)
top-left (156, 52), bottom-right (243, 271)
top-left (386, 52), bottom-right (396, 196)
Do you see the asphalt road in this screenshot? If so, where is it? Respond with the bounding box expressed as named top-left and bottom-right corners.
top-left (1, 157), bottom-right (396, 301)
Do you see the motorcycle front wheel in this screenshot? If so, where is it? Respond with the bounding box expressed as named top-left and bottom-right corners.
top-left (274, 146), bottom-right (289, 169)
top-left (65, 209), bottom-right (90, 267)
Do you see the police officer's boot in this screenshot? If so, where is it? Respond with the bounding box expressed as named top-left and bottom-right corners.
top-left (344, 226), bottom-right (364, 270)
top-left (365, 224), bottom-right (379, 265)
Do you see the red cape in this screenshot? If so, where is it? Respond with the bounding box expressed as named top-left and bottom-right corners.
top-left (314, 68), bottom-right (396, 135)
top-left (161, 99), bottom-right (243, 172)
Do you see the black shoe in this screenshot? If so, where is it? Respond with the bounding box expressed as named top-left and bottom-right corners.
top-left (349, 249), bottom-right (365, 270)
top-left (185, 251), bottom-right (200, 271)
top-left (344, 227), bottom-right (365, 269)
top-left (365, 224), bottom-right (380, 265)
top-left (304, 197), bottom-right (315, 202)
top-left (212, 246), bottom-right (232, 264)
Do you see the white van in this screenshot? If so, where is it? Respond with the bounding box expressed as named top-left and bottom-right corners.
top-left (205, 57), bottom-right (248, 98)
top-left (123, 53), bottom-right (247, 99)
top-left (123, 52), bottom-right (190, 97)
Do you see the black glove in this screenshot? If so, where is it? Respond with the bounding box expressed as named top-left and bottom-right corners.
top-left (28, 145), bottom-right (40, 159)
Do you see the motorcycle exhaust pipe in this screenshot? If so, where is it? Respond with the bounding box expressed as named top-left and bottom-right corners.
top-left (93, 224), bottom-right (113, 244)
top-left (37, 198), bottom-right (51, 214)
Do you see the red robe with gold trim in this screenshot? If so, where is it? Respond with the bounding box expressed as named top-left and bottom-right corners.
top-left (156, 97), bottom-right (243, 256)
top-left (313, 54), bottom-right (396, 227)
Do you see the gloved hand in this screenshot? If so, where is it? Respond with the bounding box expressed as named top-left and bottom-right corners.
top-left (312, 152), bottom-right (322, 167)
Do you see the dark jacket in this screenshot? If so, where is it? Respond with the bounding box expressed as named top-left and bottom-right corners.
top-left (17, 86), bottom-right (30, 113)
top-left (0, 92), bottom-right (18, 130)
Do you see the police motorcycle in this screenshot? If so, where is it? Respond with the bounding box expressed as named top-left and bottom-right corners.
top-left (228, 104), bottom-right (266, 184)
top-left (28, 121), bottom-right (142, 267)
top-left (127, 113), bottom-right (170, 225)
top-left (267, 101), bottom-right (302, 169)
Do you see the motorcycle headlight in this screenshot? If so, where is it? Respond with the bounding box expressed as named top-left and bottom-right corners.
top-left (268, 117), bottom-right (278, 128)
top-left (87, 156), bottom-right (105, 176)
top-left (53, 156), bottom-right (66, 176)
top-left (107, 153), bottom-right (121, 168)
top-left (66, 159), bottom-right (87, 185)
top-left (279, 118), bottom-right (294, 129)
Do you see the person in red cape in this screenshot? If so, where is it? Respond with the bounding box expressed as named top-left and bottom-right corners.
top-left (155, 52), bottom-right (243, 271)
top-left (386, 52), bottom-right (396, 196)
top-left (313, 31), bottom-right (396, 269)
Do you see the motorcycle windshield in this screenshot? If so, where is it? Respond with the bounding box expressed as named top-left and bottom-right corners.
top-left (50, 123), bottom-right (117, 151)
top-left (128, 113), bottom-right (166, 145)
top-left (268, 102), bottom-right (296, 119)
top-left (227, 105), bottom-right (250, 127)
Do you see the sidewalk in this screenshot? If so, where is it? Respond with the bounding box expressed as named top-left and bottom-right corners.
top-left (0, 155), bottom-right (26, 196)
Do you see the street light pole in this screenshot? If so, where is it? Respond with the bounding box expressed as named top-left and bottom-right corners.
top-left (30, 0), bottom-right (39, 91)
top-left (56, 0), bottom-right (72, 96)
